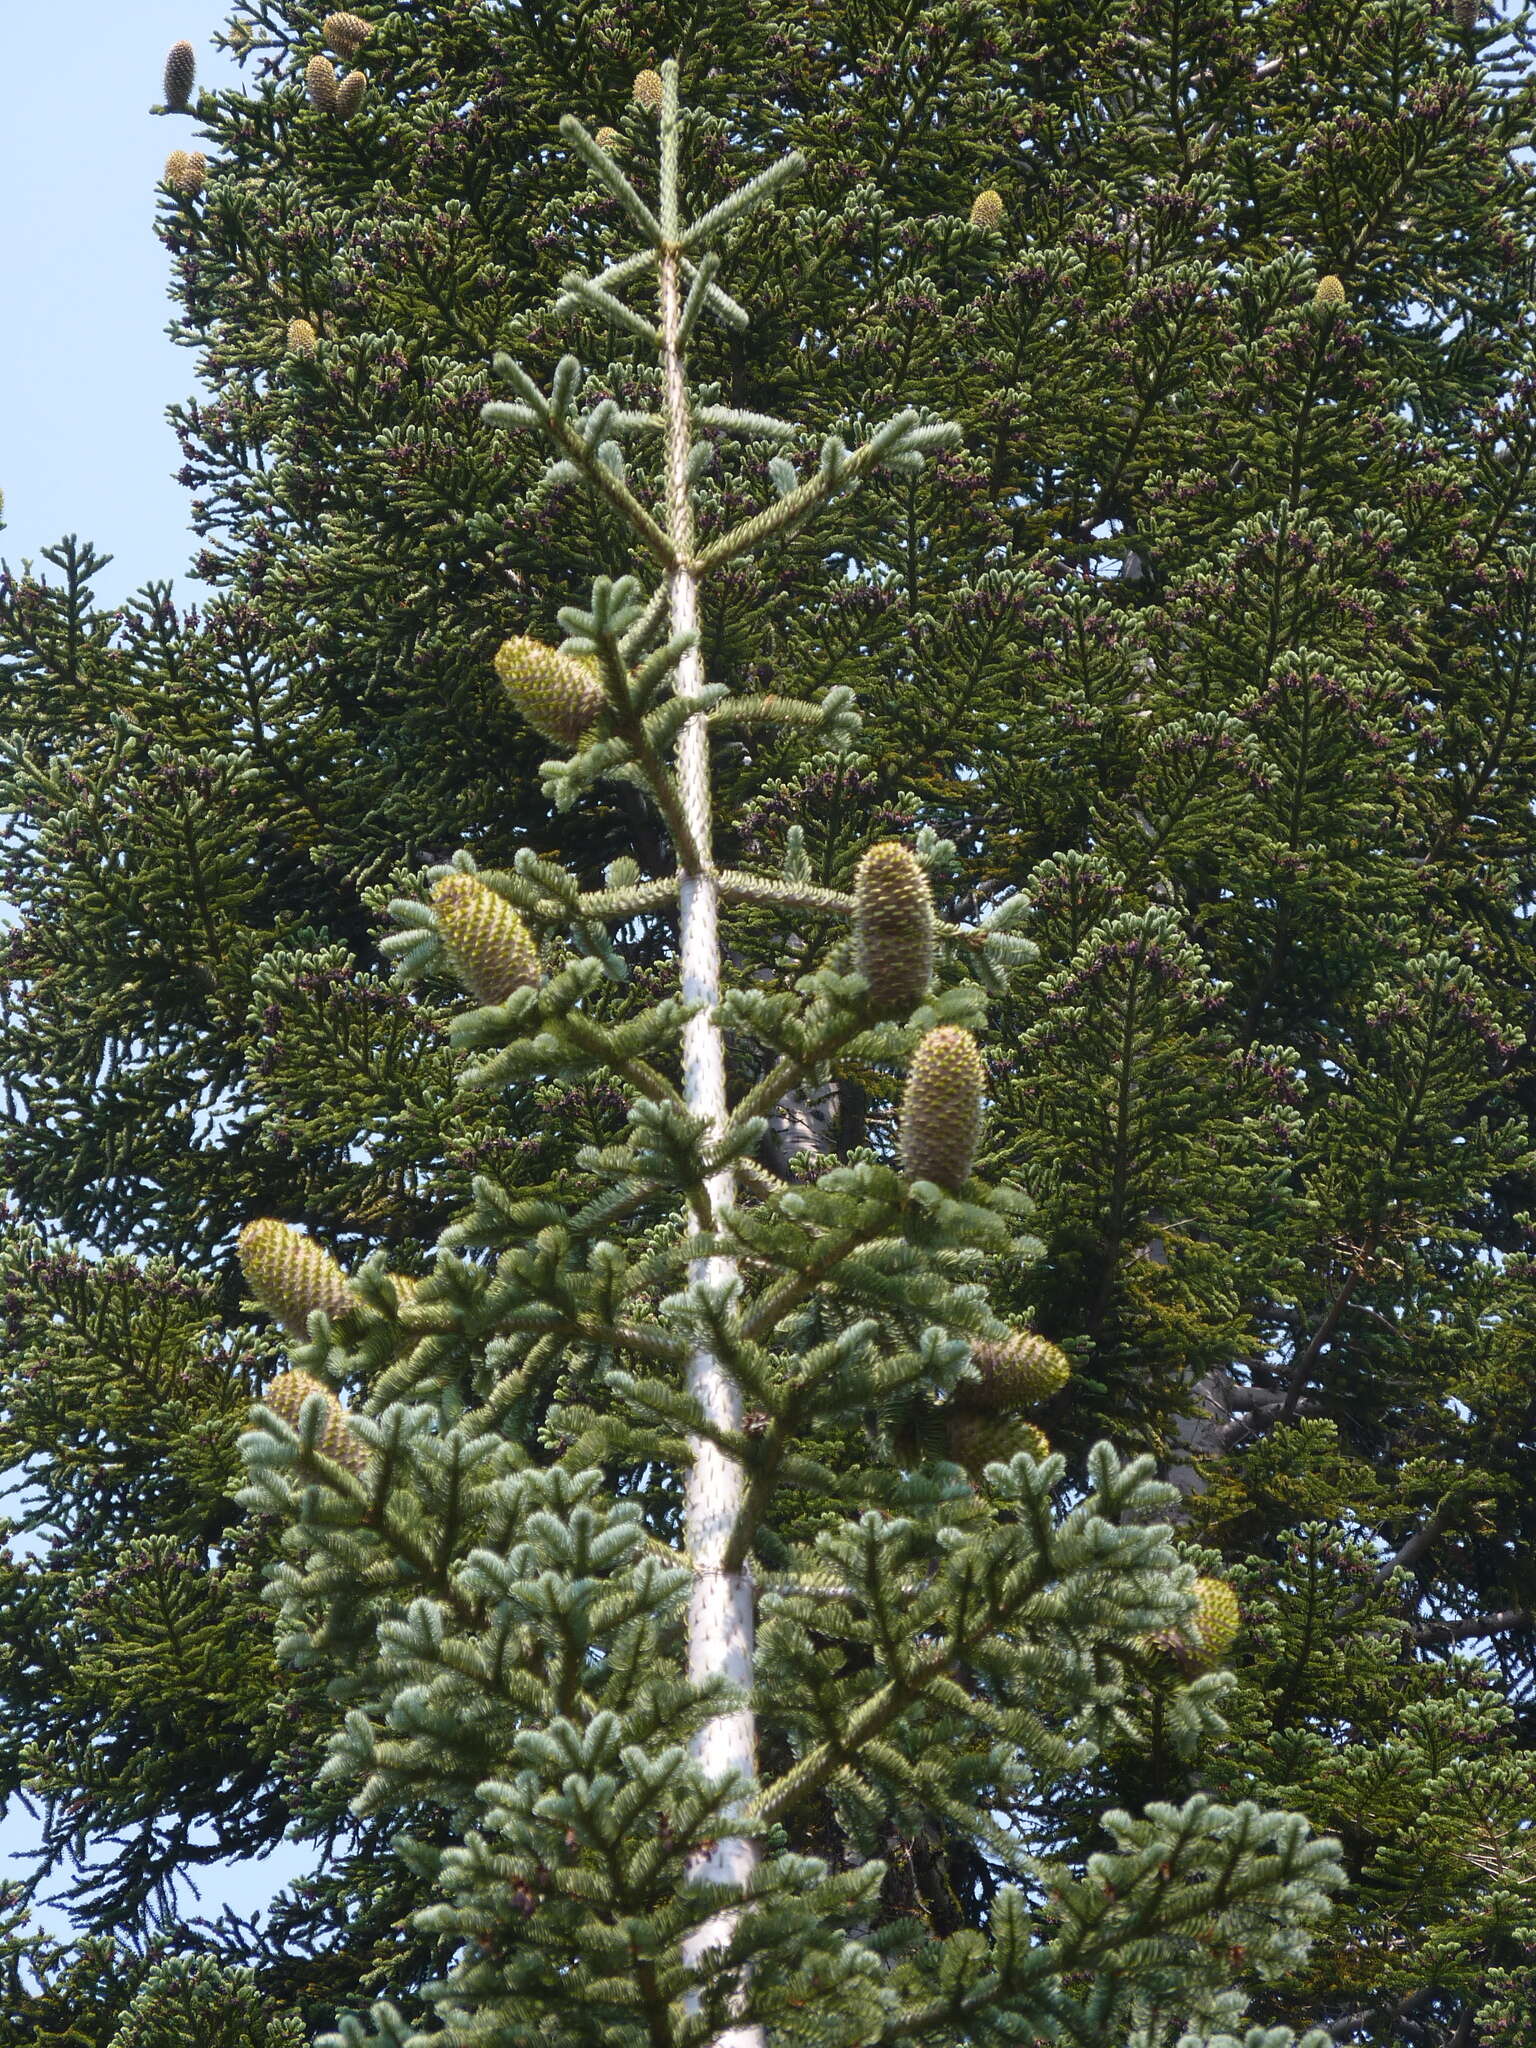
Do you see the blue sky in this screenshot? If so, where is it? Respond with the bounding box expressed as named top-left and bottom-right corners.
top-left (0, 0), bottom-right (321, 1945)
top-left (0, 1), bottom-right (237, 604)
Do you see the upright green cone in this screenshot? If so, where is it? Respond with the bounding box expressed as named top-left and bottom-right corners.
top-left (494, 635), bottom-right (604, 746)
top-left (900, 1026), bottom-right (985, 1190)
top-left (854, 841), bottom-right (934, 1014)
top-left (306, 55), bottom-right (340, 112)
top-left (335, 71), bottom-right (367, 120)
top-left (323, 10), bottom-right (373, 57)
top-left (261, 1370), bottom-right (368, 1477)
top-left (946, 1411), bottom-right (1050, 1478)
top-left (162, 40), bottom-right (196, 111)
top-left (963, 1331), bottom-right (1071, 1409)
top-left (1188, 1576), bottom-right (1241, 1663)
top-left (163, 149), bottom-right (206, 196)
top-left (238, 1219), bottom-right (353, 1337)
top-left (433, 873), bottom-right (541, 1004)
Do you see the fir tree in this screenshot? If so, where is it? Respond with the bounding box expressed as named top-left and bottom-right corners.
top-left (2, 3), bottom-right (1535, 2043)
top-left (227, 65), bottom-right (1341, 2047)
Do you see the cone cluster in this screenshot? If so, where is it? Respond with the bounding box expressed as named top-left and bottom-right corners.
top-left (963, 1331), bottom-right (1071, 1409)
top-left (262, 1370), bottom-right (368, 1476)
top-left (433, 873), bottom-right (541, 1005)
top-left (306, 54), bottom-right (340, 111)
top-left (323, 10), bottom-right (373, 56)
top-left (900, 1026), bottom-right (985, 1190)
top-left (969, 188), bottom-right (1004, 229)
top-left (854, 842), bottom-right (934, 1015)
top-left (238, 1219), bottom-right (353, 1336)
top-left (286, 317), bottom-right (319, 355)
top-left (632, 68), bottom-right (664, 111)
top-left (494, 635), bottom-right (605, 747)
top-left (1314, 273), bottom-right (1346, 310)
top-left (946, 1410), bottom-right (1049, 1477)
top-left (164, 150), bottom-right (206, 196)
top-left (336, 70), bottom-right (368, 119)
top-left (163, 40), bottom-right (196, 111)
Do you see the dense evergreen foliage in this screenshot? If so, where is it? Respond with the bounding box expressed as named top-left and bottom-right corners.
top-left (2, 1), bottom-right (1535, 2042)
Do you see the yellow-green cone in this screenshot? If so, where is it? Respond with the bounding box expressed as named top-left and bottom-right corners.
top-left (854, 842), bottom-right (934, 1014)
top-left (163, 40), bottom-right (196, 110)
top-left (969, 188), bottom-right (1004, 229)
top-left (163, 149), bottom-right (206, 196)
top-left (286, 317), bottom-right (319, 355)
top-left (1188, 1576), bottom-right (1241, 1663)
top-left (323, 10), bottom-right (373, 56)
top-left (900, 1026), bottom-right (985, 1191)
top-left (262, 1369), bottom-right (367, 1476)
top-left (947, 1410), bottom-right (1049, 1478)
top-left (239, 1219), bottom-right (353, 1336)
top-left (335, 70), bottom-right (368, 119)
top-left (306, 54), bottom-right (340, 111)
top-left (963, 1331), bottom-right (1071, 1410)
top-left (595, 125), bottom-right (622, 149)
top-left (632, 68), bottom-right (664, 110)
top-left (494, 635), bottom-right (604, 747)
top-left (433, 873), bottom-right (541, 1004)
top-left (1314, 273), bottom-right (1346, 311)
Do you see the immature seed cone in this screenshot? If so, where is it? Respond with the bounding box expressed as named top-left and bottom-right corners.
top-left (595, 126), bottom-right (622, 149)
top-left (900, 1026), bottom-right (985, 1191)
top-left (238, 1219), bottom-right (353, 1336)
top-left (323, 10), bottom-right (373, 57)
top-left (1188, 1576), bottom-right (1241, 1663)
top-left (306, 54), bottom-right (340, 112)
top-left (494, 635), bottom-right (604, 746)
top-left (261, 1369), bottom-right (368, 1476)
top-left (969, 187), bottom-right (1004, 229)
top-left (163, 149), bottom-right (206, 196)
top-left (947, 1410), bottom-right (1050, 1478)
top-left (286, 317), bottom-right (319, 355)
top-left (632, 68), bottom-right (664, 110)
top-left (433, 873), bottom-right (541, 1004)
top-left (335, 70), bottom-right (368, 119)
top-left (163, 40), bottom-right (196, 110)
top-left (1314, 272), bottom-right (1346, 310)
top-left (963, 1331), bottom-right (1071, 1410)
top-left (854, 842), bottom-right (934, 1014)
top-left (1453, 0), bottom-right (1479, 27)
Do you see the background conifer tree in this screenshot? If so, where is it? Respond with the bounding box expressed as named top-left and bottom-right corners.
top-left (2, 2), bottom-right (1535, 2042)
